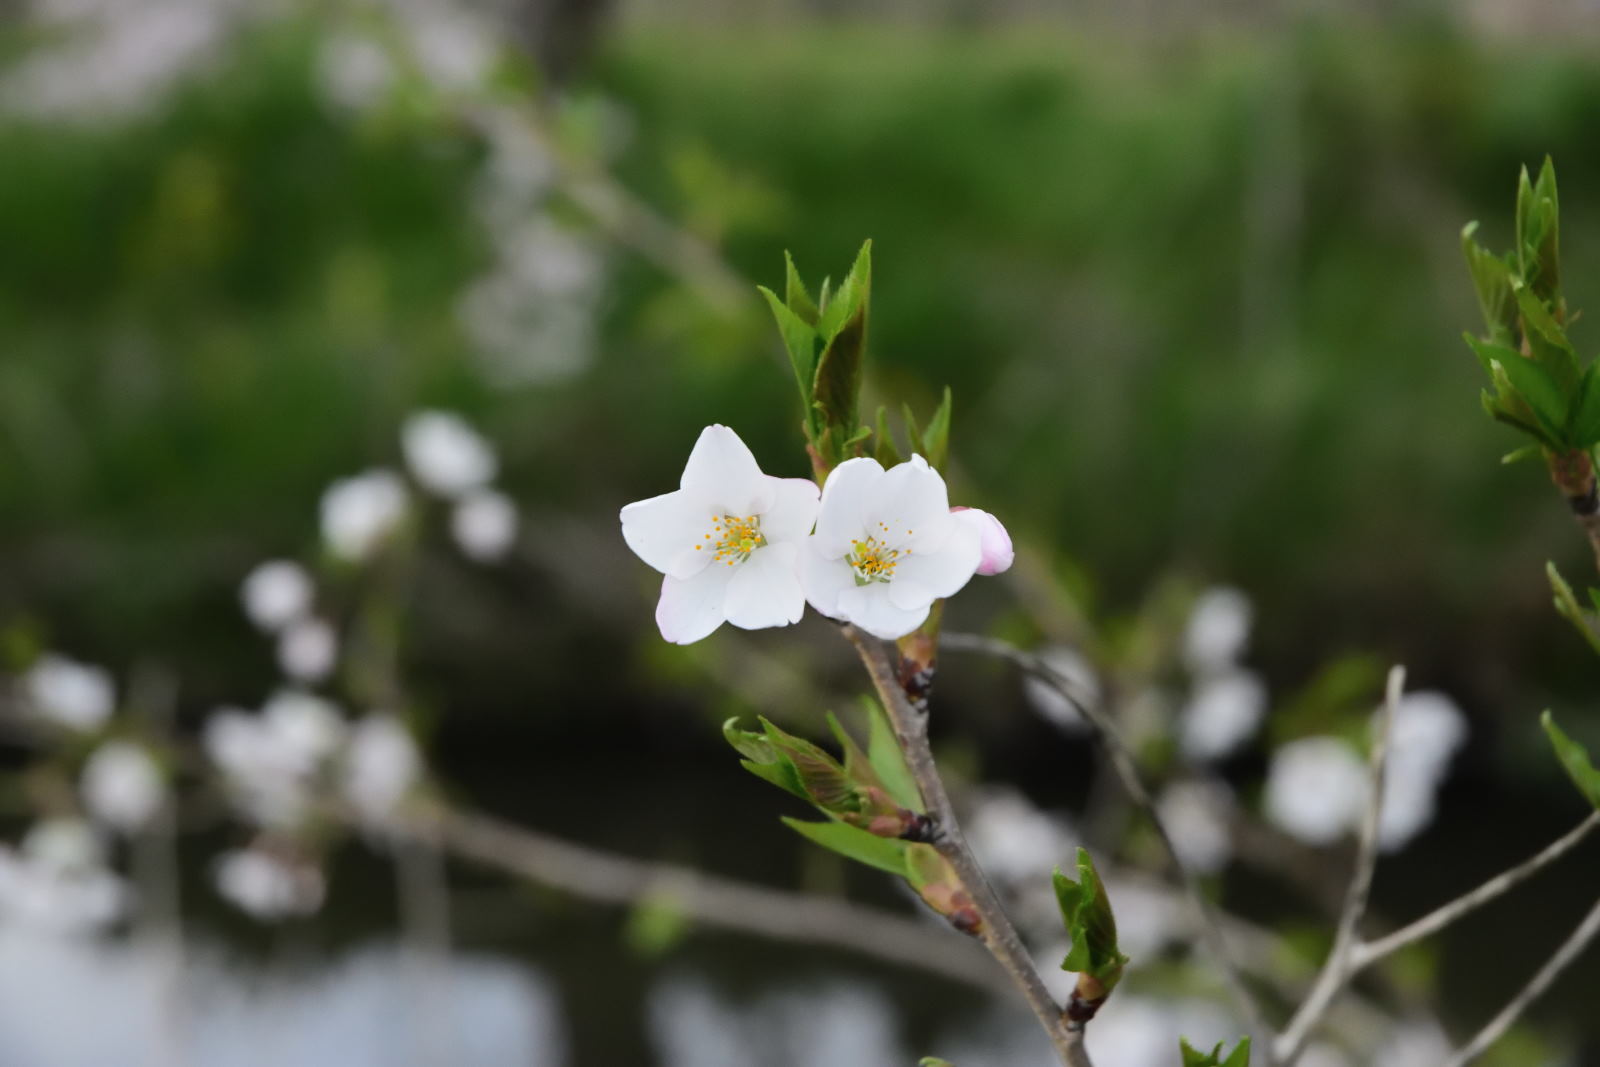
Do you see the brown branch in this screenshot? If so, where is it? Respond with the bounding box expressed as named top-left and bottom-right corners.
top-left (940, 631), bottom-right (1273, 1054)
top-left (1443, 893), bottom-right (1600, 1066)
top-left (1273, 666), bottom-right (1403, 1065)
top-left (844, 626), bottom-right (1083, 1066)
top-left (411, 802), bottom-right (1005, 995)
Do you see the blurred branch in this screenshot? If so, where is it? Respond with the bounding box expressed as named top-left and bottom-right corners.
top-left (1443, 894), bottom-right (1600, 1067)
top-left (1273, 666), bottom-right (1402, 1066)
top-left (1352, 809), bottom-right (1600, 970)
top-left (844, 625), bottom-right (1086, 1066)
top-left (411, 801), bottom-right (1006, 993)
top-left (941, 631), bottom-right (1273, 1054)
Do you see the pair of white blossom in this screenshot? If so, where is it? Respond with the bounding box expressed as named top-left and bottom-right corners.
top-left (619, 426), bottom-right (1013, 644)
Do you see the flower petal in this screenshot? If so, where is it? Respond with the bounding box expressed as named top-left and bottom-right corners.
top-left (620, 489), bottom-right (714, 580)
top-left (724, 542), bottom-right (805, 630)
top-left (953, 507), bottom-right (1014, 575)
top-left (655, 565), bottom-right (735, 645)
top-left (837, 584), bottom-right (931, 641)
top-left (679, 425), bottom-right (775, 516)
top-left (761, 477), bottom-right (821, 543)
top-left (866, 455), bottom-right (951, 549)
top-left (801, 540), bottom-right (857, 620)
top-left (890, 518), bottom-right (981, 605)
top-left (813, 457), bottom-right (885, 557)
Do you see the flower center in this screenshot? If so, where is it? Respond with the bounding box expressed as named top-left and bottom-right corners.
top-left (847, 535), bottom-right (903, 585)
top-left (697, 514), bottom-right (766, 566)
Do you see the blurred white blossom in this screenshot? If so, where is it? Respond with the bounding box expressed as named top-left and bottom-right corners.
top-left (320, 469), bottom-right (408, 562)
top-left (1183, 586), bottom-right (1252, 673)
top-left (80, 741), bottom-right (165, 834)
top-left (1180, 670), bottom-right (1267, 762)
top-left (400, 4), bottom-right (498, 95)
top-left (0, 0), bottom-right (256, 124)
top-left (1377, 690), bottom-right (1468, 852)
top-left (240, 559), bottom-right (314, 633)
top-left (402, 410), bottom-right (499, 498)
top-left (204, 692), bottom-right (346, 829)
top-left (214, 847), bottom-right (324, 921)
top-left (0, 820), bottom-right (127, 934)
top-left (23, 654), bottom-right (115, 732)
top-left (317, 32), bottom-right (394, 114)
top-left (1374, 1020), bottom-right (1452, 1067)
top-left (1099, 875), bottom-right (1181, 959)
top-left (1264, 736), bottom-right (1369, 845)
top-left (276, 617), bottom-right (339, 684)
top-left (1022, 646), bottom-right (1100, 734)
top-left (966, 788), bottom-right (1078, 886)
top-left (452, 489), bottom-right (519, 561)
top-left (1157, 778), bottom-right (1234, 874)
top-left (343, 715), bottom-right (422, 825)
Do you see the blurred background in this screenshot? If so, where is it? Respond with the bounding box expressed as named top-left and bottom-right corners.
top-left (3, 0), bottom-right (1600, 1064)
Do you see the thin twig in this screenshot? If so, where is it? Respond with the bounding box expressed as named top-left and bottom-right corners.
top-left (1273, 666), bottom-right (1404, 1065)
top-left (1352, 810), bottom-right (1600, 970)
top-left (941, 632), bottom-right (1272, 1053)
top-left (410, 802), bottom-right (1005, 994)
top-left (1065, 1031), bottom-right (1094, 1067)
top-left (1443, 893), bottom-right (1600, 1067)
top-left (844, 626), bottom-right (1083, 1066)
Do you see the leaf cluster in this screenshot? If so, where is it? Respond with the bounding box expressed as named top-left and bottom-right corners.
top-left (1052, 847), bottom-right (1129, 993)
top-left (1463, 159), bottom-right (1600, 456)
top-left (724, 701), bottom-right (931, 877)
top-left (1179, 1037), bottom-right (1251, 1067)
top-left (759, 243), bottom-right (953, 475)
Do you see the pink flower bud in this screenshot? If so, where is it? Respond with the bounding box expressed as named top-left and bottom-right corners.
top-left (951, 507), bottom-right (1014, 575)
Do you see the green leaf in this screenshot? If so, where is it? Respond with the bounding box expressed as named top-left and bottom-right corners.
top-left (919, 1059), bottom-right (956, 1067)
top-left (760, 717), bottom-right (858, 813)
top-left (1516, 158), bottom-right (1562, 305)
top-left (1541, 710), bottom-right (1600, 809)
top-left (1462, 221), bottom-right (1518, 344)
top-left (1568, 364), bottom-right (1600, 447)
top-left (724, 717), bottom-right (810, 801)
top-left (624, 890), bottom-right (691, 958)
top-left (1546, 562), bottom-right (1600, 658)
top-left (1180, 1036), bottom-right (1252, 1067)
top-left (900, 402), bottom-right (924, 455)
top-left (783, 250), bottom-right (819, 326)
top-left (811, 242), bottom-right (872, 464)
top-left (874, 406), bottom-right (902, 467)
top-left (1052, 848), bottom-right (1128, 990)
top-left (863, 696), bottom-right (922, 811)
top-left (1512, 284), bottom-right (1578, 390)
top-left (782, 817), bottom-right (911, 876)
top-left (920, 386), bottom-right (953, 470)
top-left (1488, 356), bottom-right (1565, 444)
top-left (758, 285), bottom-right (819, 433)
top-left (1501, 444), bottom-right (1543, 465)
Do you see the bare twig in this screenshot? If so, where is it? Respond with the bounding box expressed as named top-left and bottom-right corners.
top-left (941, 631), bottom-right (1272, 1053)
top-left (844, 626), bottom-right (1083, 1065)
top-left (1273, 666), bottom-right (1404, 1065)
top-left (411, 802), bottom-right (1005, 994)
top-left (1443, 893), bottom-right (1600, 1067)
top-left (1352, 810), bottom-right (1600, 970)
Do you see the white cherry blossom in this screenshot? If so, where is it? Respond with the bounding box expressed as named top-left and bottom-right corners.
top-left (343, 714), bottom-right (422, 824)
top-left (952, 507), bottom-right (1014, 575)
top-left (23, 654), bottom-right (115, 732)
top-left (1179, 669), bottom-right (1267, 762)
top-left (1183, 586), bottom-right (1253, 673)
top-left (620, 425), bottom-right (819, 644)
top-left (0, 820), bottom-right (128, 934)
top-left (320, 469), bottom-right (408, 562)
top-left (80, 740), bottom-right (165, 834)
top-left (1264, 736), bottom-right (1369, 845)
top-left (240, 559), bottom-right (314, 633)
top-left (277, 617), bottom-right (338, 684)
top-left (401, 410), bottom-right (498, 498)
top-left (214, 847), bottom-right (325, 921)
top-left (801, 455), bottom-right (983, 640)
top-left (452, 488), bottom-right (518, 561)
